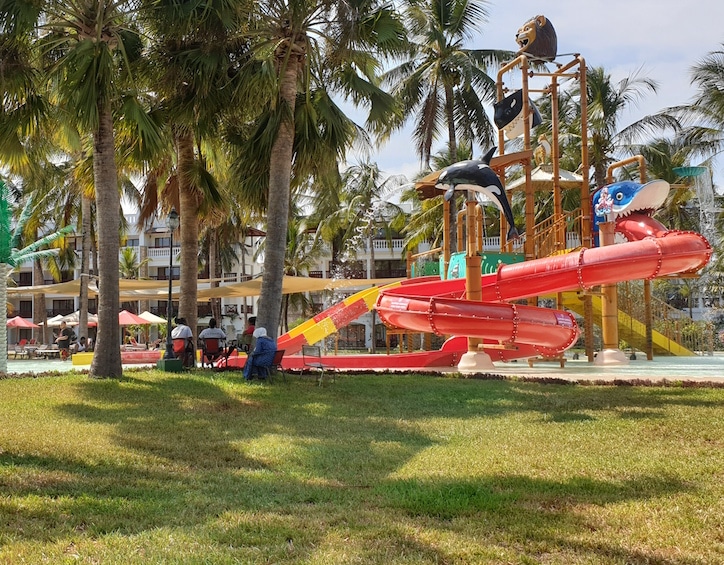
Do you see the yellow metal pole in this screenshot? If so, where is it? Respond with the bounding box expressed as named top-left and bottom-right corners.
top-left (443, 199), bottom-right (451, 280)
top-left (596, 221), bottom-right (629, 365)
top-left (644, 279), bottom-right (653, 360)
top-left (457, 197), bottom-right (494, 372)
top-left (457, 209), bottom-right (465, 253)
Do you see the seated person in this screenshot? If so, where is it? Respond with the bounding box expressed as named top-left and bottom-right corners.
top-left (240, 316), bottom-right (256, 352)
top-left (73, 336), bottom-right (88, 353)
top-left (243, 327), bottom-right (277, 381)
top-left (171, 317), bottom-right (195, 367)
top-left (198, 318), bottom-right (227, 365)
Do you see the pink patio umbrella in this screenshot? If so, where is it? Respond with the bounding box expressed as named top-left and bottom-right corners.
top-left (118, 310), bottom-right (150, 326)
top-left (6, 316), bottom-right (40, 329)
top-left (118, 310), bottom-right (152, 347)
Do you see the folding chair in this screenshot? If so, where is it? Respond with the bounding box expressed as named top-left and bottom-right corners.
top-left (214, 340), bottom-right (237, 371)
top-left (256, 349), bottom-right (286, 383)
top-left (173, 338), bottom-right (196, 368)
top-left (239, 333), bottom-right (253, 353)
top-left (201, 338), bottom-right (223, 369)
top-left (302, 345), bottom-right (333, 385)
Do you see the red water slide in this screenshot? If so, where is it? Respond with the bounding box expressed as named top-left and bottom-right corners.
top-left (376, 230), bottom-right (712, 361)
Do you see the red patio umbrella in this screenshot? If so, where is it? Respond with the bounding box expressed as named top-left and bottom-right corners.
top-left (6, 316), bottom-right (40, 329)
top-left (118, 310), bottom-right (149, 326)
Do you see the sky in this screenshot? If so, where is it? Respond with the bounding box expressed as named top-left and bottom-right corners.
top-left (348, 0), bottom-right (724, 189)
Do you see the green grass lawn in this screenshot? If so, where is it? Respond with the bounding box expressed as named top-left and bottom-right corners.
top-left (1, 369), bottom-right (723, 564)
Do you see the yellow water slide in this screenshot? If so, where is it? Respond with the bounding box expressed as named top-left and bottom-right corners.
top-left (559, 291), bottom-right (694, 356)
top-left (277, 281), bottom-right (404, 355)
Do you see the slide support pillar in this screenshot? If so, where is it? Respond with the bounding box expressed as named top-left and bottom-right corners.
top-left (596, 221), bottom-right (629, 365)
top-left (459, 198), bottom-right (494, 372)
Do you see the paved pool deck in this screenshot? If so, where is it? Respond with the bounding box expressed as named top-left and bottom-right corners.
top-left (485, 353), bottom-right (724, 384)
top-left (4, 352), bottom-right (724, 384)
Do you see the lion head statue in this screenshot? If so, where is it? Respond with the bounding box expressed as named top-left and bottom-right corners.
top-left (515, 15), bottom-right (557, 62)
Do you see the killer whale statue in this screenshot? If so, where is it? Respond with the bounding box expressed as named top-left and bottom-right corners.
top-left (435, 147), bottom-right (519, 241)
top-left (591, 179), bottom-right (670, 244)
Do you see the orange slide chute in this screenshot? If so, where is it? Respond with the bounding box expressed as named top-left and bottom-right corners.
top-left (376, 231), bottom-right (711, 360)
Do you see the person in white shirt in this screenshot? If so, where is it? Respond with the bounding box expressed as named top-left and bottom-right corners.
top-left (171, 317), bottom-right (195, 367)
top-left (198, 318), bottom-right (226, 348)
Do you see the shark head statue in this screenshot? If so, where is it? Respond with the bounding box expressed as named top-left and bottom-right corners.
top-left (591, 179), bottom-right (670, 244)
top-left (436, 147), bottom-right (519, 241)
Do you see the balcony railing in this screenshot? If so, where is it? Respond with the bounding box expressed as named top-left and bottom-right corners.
top-left (145, 245), bottom-right (181, 260)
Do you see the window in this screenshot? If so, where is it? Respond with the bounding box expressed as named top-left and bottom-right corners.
top-left (155, 237), bottom-right (171, 248)
top-left (52, 299), bottom-right (74, 316)
top-left (158, 266), bottom-right (180, 280)
top-left (19, 272), bottom-right (33, 286)
top-left (125, 238), bottom-right (139, 247)
top-left (337, 324), bottom-right (366, 349)
top-left (374, 259), bottom-right (406, 278)
top-left (19, 300), bottom-right (32, 318)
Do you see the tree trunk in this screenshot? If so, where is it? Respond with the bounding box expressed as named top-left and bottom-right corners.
top-left (369, 232), bottom-right (377, 354)
top-left (0, 263), bottom-right (9, 373)
top-left (445, 83), bottom-right (458, 253)
top-left (79, 193), bottom-right (92, 341)
top-left (209, 229), bottom-right (221, 322)
top-left (89, 101), bottom-right (123, 378)
top-left (257, 53), bottom-right (299, 339)
top-left (177, 131), bottom-right (199, 339)
top-left (33, 256), bottom-right (47, 344)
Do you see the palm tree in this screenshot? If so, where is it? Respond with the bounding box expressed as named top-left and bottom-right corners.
top-left (583, 66), bottom-right (679, 189)
top-left (282, 217), bottom-right (324, 333)
top-left (335, 162), bottom-right (407, 275)
top-left (137, 0), bottom-right (244, 337)
top-left (670, 44), bottom-right (724, 163)
top-left (1, 0), bottom-right (165, 377)
top-left (239, 0), bottom-right (407, 339)
top-left (0, 180), bottom-right (73, 373)
top-left (334, 161), bottom-right (407, 351)
top-left (630, 137), bottom-right (700, 232)
top-left (382, 0), bottom-right (511, 167)
top-left (381, 0), bottom-right (514, 251)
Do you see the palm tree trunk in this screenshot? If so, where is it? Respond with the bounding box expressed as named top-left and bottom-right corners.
top-left (0, 263), bottom-right (9, 373)
top-left (177, 131), bottom-right (199, 339)
top-left (33, 257), bottom-right (47, 344)
top-left (79, 193), bottom-right (92, 341)
top-left (445, 83), bottom-right (458, 253)
top-left (257, 54), bottom-right (299, 339)
top-left (209, 229), bottom-right (221, 322)
top-left (369, 232), bottom-right (377, 354)
top-left (89, 101), bottom-right (122, 378)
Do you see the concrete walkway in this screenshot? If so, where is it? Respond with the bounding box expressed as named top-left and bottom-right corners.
top-left (4, 352), bottom-right (724, 384)
top-left (478, 353), bottom-right (724, 384)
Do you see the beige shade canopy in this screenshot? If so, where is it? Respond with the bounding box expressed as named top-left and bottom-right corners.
top-left (61, 311), bottom-right (98, 327)
top-left (9, 276), bottom-right (403, 301)
top-left (138, 311), bottom-right (168, 324)
top-left (506, 164), bottom-right (583, 192)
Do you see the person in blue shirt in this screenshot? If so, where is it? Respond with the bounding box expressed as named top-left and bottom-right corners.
top-left (243, 327), bottom-right (277, 381)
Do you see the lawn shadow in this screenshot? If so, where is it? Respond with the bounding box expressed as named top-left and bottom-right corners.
top-left (1, 371), bottom-right (719, 562)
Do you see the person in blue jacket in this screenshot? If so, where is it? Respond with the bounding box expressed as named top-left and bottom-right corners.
top-left (243, 327), bottom-right (277, 380)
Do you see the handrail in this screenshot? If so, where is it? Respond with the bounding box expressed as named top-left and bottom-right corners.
top-left (617, 281), bottom-right (713, 355)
